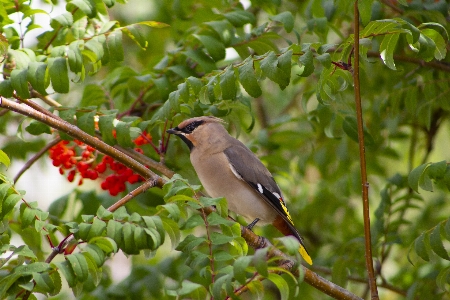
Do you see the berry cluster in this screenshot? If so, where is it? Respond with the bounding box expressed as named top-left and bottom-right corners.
top-left (49, 133), bottom-right (150, 196)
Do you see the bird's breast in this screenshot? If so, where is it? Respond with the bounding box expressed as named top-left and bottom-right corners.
top-left (191, 151), bottom-right (275, 224)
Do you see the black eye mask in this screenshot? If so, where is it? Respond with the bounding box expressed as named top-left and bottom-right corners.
top-left (182, 120), bottom-right (204, 133)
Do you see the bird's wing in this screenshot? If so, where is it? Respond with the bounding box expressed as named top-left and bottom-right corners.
top-left (223, 143), bottom-right (306, 243)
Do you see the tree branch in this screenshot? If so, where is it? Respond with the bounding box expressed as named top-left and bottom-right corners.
top-left (353, 3), bottom-right (379, 299)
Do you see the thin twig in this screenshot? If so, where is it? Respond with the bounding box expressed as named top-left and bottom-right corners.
top-left (107, 179), bottom-right (157, 212)
top-left (14, 137), bottom-right (62, 183)
top-left (353, 3), bottom-right (379, 299)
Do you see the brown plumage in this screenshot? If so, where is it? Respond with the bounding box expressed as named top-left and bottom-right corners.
top-left (167, 116), bottom-right (312, 265)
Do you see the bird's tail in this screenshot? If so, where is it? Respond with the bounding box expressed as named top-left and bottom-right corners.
top-left (272, 215), bottom-right (313, 265)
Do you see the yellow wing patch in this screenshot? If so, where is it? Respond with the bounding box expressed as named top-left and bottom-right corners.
top-left (279, 197), bottom-right (294, 225)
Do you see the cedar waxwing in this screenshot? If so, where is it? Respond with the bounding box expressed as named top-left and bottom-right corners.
top-left (167, 116), bottom-right (312, 265)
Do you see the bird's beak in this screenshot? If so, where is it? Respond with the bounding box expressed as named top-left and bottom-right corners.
top-left (166, 128), bottom-right (180, 135)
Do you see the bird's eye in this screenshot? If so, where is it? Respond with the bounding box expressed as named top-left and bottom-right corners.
top-left (183, 121), bottom-right (204, 133)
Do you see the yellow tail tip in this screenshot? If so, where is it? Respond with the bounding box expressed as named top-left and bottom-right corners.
top-left (299, 246), bottom-right (313, 265)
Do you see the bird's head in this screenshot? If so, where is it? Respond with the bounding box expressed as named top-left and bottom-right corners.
top-left (167, 116), bottom-right (226, 151)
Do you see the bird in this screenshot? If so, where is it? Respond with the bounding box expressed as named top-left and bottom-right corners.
top-left (167, 116), bottom-right (312, 265)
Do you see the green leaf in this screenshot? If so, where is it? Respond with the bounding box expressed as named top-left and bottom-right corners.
top-left (183, 214), bottom-right (204, 230)
top-left (358, 0), bottom-right (374, 26)
top-left (219, 66), bottom-right (236, 100)
top-left (429, 224), bottom-right (449, 260)
top-left (123, 24), bottom-right (148, 49)
top-left (421, 28), bottom-right (447, 60)
top-left (223, 10), bottom-right (255, 27)
top-left (210, 232), bottom-right (234, 245)
top-left (194, 34), bottom-right (225, 62)
top-left (115, 120), bottom-right (133, 147)
top-left (68, 41), bottom-right (84, 73)
top-left (77, 110), bottom-right (96, 136)
top-left (260, 52), bottom-right (290, 90)
top-left (0, 80), bottom-right (14, 98)
top-left (69, 0), bottom-right (97, 18)
top-left (54, 260), bottom-right (77, 287)
top-left (184, 49), bottom-right (216, 73)
top-left (2, 193), bottom-right (22, 218)
top-left (298, 49), bottom-right (314, 77)
top-left (65, 254), bottom-right (88, 283)
top-left (84, 244), bottom-right (105, 267)
top-left (137, 21), bottom-right (170, 28)
top-left (428, 160), bottom-right (447, 179)
top-left (233, 256), bottom-right (252, 284)
top-left (253, 248), bottom-right (269, 277)
top-left (98, 113), bottom-right (117, 145)
top-left (238, 58), bottom-right (261, 98)
top-left (408, 163), bottom-right (429, 193)
top-left (49, 57), bottom-right (69, 93)
top-left (11, 69), bottom-right (30, 99)
top-left (414, 232), bottom-right (430, 261)
top-left (176, 234), bottom-right (206, 252)
top-left (380, 33), bottom-right (400, 70)
top-left (0, 149), bottom-right (10, 168)
top-left (267, 273), bottom-right (289, 300)
top-left (269, 11), bottom-right (294, 32)
top-left (106, 30), bottom-right (124, 62)
top-left (25, 120), bottom-right (51, 135)
top-left (27, 62), bottom-right (49, 95)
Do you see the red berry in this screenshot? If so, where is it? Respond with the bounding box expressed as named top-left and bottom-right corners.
top-left (95, 162), bottom-right (107, 173)
top-left (68, 170), bottom-right (76, 182)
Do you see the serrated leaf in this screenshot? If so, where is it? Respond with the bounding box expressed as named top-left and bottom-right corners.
top-left (238, 58), bottom-right (261, 98)
top-left (219, 67), bottom-right (236, 100)
top-left (380, 33), bottom-right (400, 70)
top-left (270, 11), bottom-right (294, 32)
top-left (84, 244), bottom-right (105, 267)
top-left (49, 57), bottom-right (69, 93)
top-left (430, 224), bottom-right (449, 260)
top-left (414, 233), bottom-right (430, 261)
top-left (298, 49), bottom-right (314, 77)
top-left (54, 261), bottom-right (77, 287)
top-left (260, 52), bottom-right (290, 90)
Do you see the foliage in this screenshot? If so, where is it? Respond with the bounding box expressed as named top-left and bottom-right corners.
top-left (0, 0), bottom-right (450, 299)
